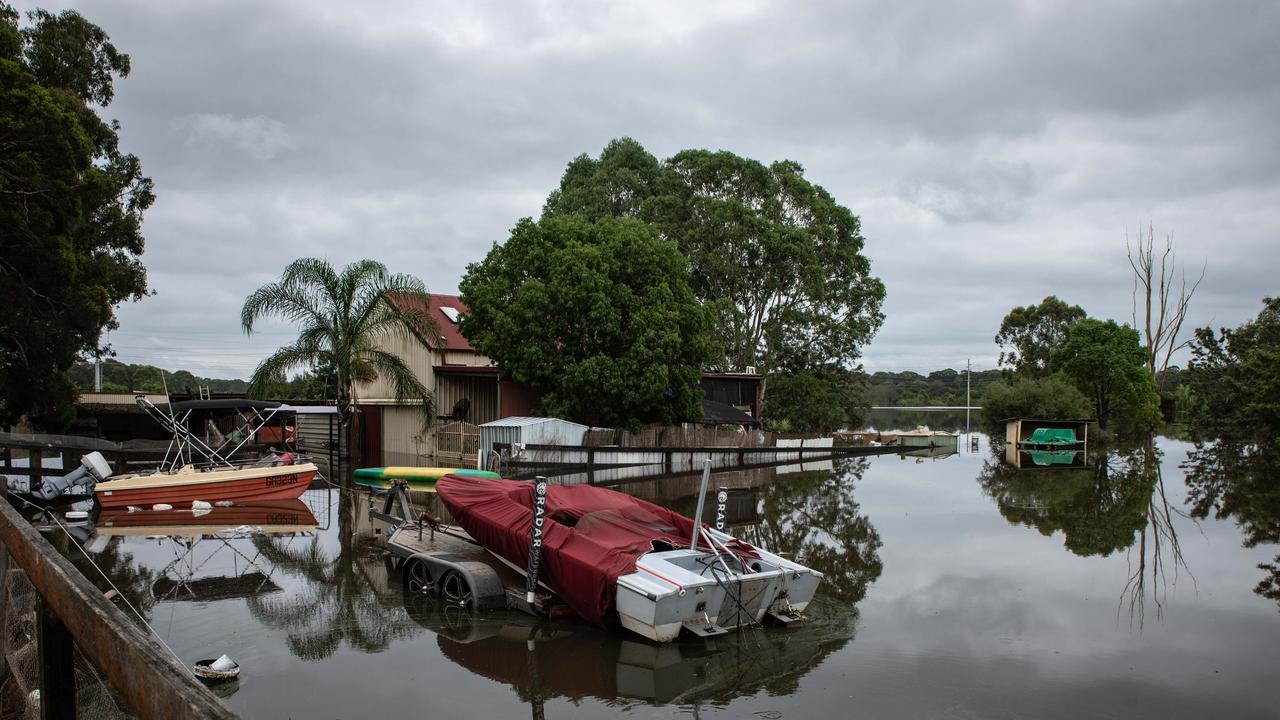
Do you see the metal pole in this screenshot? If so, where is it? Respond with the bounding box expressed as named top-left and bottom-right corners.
top-left (525, 476), bottom-right (548, 604)
top-left (690, 459), bottom-right (711, 551)
top-left (966, 358), bottom-right (971, 439)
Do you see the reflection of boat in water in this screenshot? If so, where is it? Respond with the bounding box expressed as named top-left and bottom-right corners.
top-left (96, 499), bottom-right (318, 536)
top-left (901, 445), bottom-right (958, 461)
top-left (404, 591), bottom-right (854, 705)
top-left (1028, 450), bottom-right (1082, 466)
top-left (1002, 443), bottom-right (1088, 470)
top-left (93, 499), bottom-right (319, 603)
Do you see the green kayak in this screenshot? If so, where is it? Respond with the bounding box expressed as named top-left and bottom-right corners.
top-left (352, 466), bottom-right (501, 491)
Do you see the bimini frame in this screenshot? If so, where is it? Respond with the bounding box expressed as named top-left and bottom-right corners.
top-left (134, 395), bottom-right (291, 472)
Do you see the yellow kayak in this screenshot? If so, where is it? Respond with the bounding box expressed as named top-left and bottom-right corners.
top-left (352, 466), bottom-right (500, 491)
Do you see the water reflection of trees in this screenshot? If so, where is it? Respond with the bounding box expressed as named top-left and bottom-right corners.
top-left (69, 535), bottom-right (158, 623)
top-left (1184, 440), bottom-right (1280, 609)
top-left (735, 457), bottom-right (883, 603)
top-left (978, 442), bottom-right (1193, 624)
top-left (245, 495), bottom-right (418, 659)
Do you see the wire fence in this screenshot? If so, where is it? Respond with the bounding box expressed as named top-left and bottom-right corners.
top-left (2, 566), bottom-right (135, 719)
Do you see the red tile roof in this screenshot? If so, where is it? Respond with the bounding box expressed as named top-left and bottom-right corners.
top-left (385, 292), bottom-right (475, 352)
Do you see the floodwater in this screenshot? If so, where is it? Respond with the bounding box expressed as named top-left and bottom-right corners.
top-left (50, 423), bottom-right (1280, 719)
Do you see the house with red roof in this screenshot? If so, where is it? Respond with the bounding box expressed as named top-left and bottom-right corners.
top-left (352, 293), bottom-right (507, 465)
top-left (354, 292), bottom-right (763, 466)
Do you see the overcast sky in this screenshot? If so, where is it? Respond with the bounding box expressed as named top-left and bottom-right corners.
top-left (20, 0), bottom-right (1279, 379)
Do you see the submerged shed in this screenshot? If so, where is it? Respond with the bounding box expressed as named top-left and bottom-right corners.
top-left (1004, 417), bottom-right (1090, 449)
top-left (478, 416), bottom-right (590, 463)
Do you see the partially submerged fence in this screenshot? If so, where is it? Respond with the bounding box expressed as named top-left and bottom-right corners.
top-left (0, 488), bottom-right (236, 719)
top-left (582, 425), bottom-right (776, 448)
top-left (434, 421), bottom-right (480, 468)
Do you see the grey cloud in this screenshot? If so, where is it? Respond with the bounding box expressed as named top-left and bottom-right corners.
top-left (900, 161), bottom-right (1037, 223)
top-left (18, 0), bottom-right (1276, 378)
top-left (184, 113), bottom-right (297, 160)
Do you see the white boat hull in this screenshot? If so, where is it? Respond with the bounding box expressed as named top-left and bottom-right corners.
top-left (615, 535), bottom-right (823, 643)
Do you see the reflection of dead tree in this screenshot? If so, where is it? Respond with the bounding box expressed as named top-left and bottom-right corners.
top-left (1118, 445), bottom-right (1198, 630)
top-left (1126, 223), bottom-right (1205, 387)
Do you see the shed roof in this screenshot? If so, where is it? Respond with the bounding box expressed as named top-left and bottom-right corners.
top-left (700, 399), bottom-right (759, 426)
top-left (480, 416), bottom-right (590, 431)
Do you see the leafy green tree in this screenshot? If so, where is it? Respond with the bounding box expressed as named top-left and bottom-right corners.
top-left (762, 370), bottom-right (847, 433)
top-left (460, 215), bottom-right (714, 428)
top-left (241, 258), bottom-right (438, 441)
top-left (1052, 319), bottom-right (1159, 429)
top-left (979, 374), bottom-right (1092, 431)
top-left (994, 296), bottom-right (1087, 377)
top-left (1186, 297), bottom-right (1280, 440)
top-left (542, 140), bottom-right (885, 377)
top-left (542, 137), bottom-right (665, 223)
top-left (0, 4), bottom-right (153, 429)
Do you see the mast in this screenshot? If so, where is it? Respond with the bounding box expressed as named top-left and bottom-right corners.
top-left (966, 358), bottom-right (971, 439)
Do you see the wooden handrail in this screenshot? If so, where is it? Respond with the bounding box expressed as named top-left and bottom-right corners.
top-left (0, 496), bottom-right (237, 719)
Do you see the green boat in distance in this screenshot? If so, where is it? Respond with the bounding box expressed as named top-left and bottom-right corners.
top-left (352, 466), bottom-right (501, 491)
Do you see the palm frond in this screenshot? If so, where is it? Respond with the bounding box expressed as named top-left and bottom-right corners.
top-left (240, 281), bottom-right (328, 335)
top-left (280, 258), bottom-right (341, 301)
top-left (247, 343), bottom-right (322, 398)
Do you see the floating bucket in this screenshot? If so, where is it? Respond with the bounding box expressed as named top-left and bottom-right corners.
top-left (193, 656), bottom-right (240, 682)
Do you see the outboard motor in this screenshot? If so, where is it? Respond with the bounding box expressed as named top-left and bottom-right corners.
top-left (30, 451), bottom-right (114, 501)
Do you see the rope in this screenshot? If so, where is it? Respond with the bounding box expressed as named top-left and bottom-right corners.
top-left (7, 493), bottom-right (188, 670)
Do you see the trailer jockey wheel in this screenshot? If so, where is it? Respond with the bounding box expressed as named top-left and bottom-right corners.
top-left (405, 559), bottom-right (432, 595)
top-left (439, 570), bottom-right (474, 609)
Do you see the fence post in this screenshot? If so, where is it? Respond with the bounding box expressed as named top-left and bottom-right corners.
top-left (0, 483), bottom-right (8, 681)
top-left (39, 594), bottom-right (77, 719)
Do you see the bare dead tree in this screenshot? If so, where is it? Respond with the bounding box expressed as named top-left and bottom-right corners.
top-left (1127, 224), bottom-right (1206, 388)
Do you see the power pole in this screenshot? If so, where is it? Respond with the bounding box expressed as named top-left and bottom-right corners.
top-left (965, 358), bottom-right (971, 438)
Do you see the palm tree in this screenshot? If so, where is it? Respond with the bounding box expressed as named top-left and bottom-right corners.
top-left (241, 258), bottom-right (439, 447)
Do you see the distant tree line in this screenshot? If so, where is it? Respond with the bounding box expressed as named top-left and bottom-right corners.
top-left (866, 368), bottom-right (1005, 408)
top-left (69, 358), bottom-right (336, 401)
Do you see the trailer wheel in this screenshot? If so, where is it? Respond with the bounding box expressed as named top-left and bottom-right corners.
top-left (439, 570), bottom-right (474, 609)
top-left (405, 559), bottom-right (432, 595)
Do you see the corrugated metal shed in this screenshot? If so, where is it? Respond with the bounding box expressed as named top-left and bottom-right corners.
top-left (293, 407), bottom-right (341, 473)
top-left (478, 416), bottom-right (589, 463)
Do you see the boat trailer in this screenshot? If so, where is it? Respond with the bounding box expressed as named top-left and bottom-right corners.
top-left (369, 479), bottom-right (565, 618)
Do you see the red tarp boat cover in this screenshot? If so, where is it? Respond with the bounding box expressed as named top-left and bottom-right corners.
top-left (437, 475), bottom-right (710, 627)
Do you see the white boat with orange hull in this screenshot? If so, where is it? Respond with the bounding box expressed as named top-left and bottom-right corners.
top-left (94, 462), bottom-right (317, 509)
